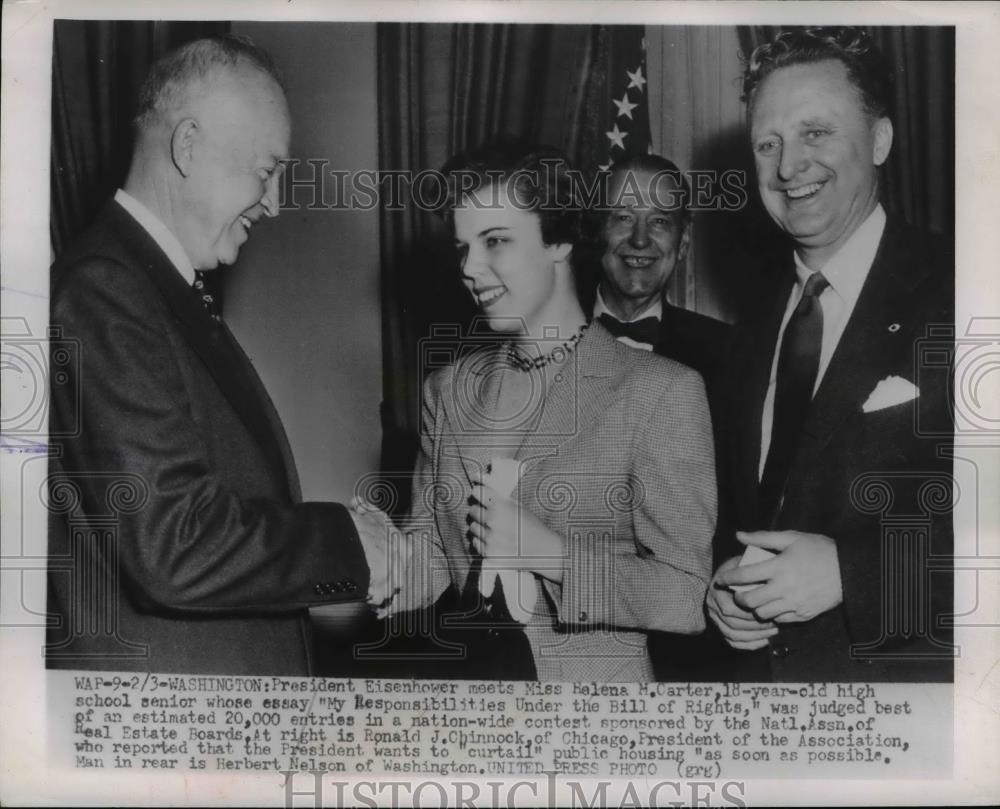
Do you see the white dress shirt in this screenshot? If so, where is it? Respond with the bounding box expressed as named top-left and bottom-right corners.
top-left (759, 204), bottom-right (886, 479)
top-left (114, 189), bottom-right (196, 286)
top-left (593, 287), bottom-right (662, 351)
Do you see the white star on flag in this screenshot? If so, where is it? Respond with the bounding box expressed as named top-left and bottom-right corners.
top-left (626, 65), bottom-right (646, 92)
top-left (605, 123), bottom-right (627, 150)
top-left (613, 92), bottom-right (638, 120)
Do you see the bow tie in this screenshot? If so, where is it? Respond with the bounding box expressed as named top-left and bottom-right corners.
top-left (597, 313), bottom-right (660, 346)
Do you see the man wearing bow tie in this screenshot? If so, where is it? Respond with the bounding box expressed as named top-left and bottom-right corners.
top-left (593, 154), bottom-right (731, 679)
top-left (594, 154), bottom-right (731, 398)
top-left (47, 36), bottom-right (391, 675)
top-left (706, 27), bottom-right (954, 682)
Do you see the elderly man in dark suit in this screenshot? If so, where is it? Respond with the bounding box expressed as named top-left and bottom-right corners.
top-left (47, 36), bottom-right (390, 675)
top-left (590, 154), bottom-right (732, 680)
top-left (707, 27), bottom-right (953, 682)
top-left (593, 154), bottom-right (732, 398)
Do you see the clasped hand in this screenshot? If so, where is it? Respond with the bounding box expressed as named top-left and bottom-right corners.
top-left (707, 530), bottom-right (843, 650)
top-left (466, 472), bottom-right (564, 584)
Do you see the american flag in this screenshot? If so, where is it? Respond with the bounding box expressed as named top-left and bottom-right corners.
top-left (594, 26), bottom-right (651, 170)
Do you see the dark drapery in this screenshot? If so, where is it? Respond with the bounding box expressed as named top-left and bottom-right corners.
top-left (735, 26), bottom-right (955, 238)
top-left (50, 20), bottom-right (228, 257)
top-left (376, 23), bottom-right (644, 483)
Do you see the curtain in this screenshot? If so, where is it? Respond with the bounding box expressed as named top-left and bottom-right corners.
top-left (376, 23), bottom-right (611, 488)
top-left (50, 20), bottom-right (229, 257)
top-left (735, 26), bottom-right (955, 238)
top-left (871, 27), bottom-right (955, 237)
top-left (647, 26), bottom-right (758, 323)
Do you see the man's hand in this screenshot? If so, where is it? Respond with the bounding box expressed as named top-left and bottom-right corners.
top-left (707, 556), bottom-right (779, 650)
top-left (715, 530), bottom-right (843, 623)
top-left (349, 498), bottom-right (411, 616)
top-left (467, 472), bottom-right (564, 584)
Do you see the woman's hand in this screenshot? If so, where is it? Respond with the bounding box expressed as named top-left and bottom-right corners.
top-left (467, 472), bottom-right (565, 584)
top-left (350, 496), bottom-right (413, 617)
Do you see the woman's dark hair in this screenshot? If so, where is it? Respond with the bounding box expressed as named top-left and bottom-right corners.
top-left (439, 137), bottom-right (582, 248)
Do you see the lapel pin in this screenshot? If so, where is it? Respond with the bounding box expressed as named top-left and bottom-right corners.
top-left (888, 323), bottom-right (901, 333)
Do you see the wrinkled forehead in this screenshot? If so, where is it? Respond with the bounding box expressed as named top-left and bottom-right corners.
top-left (749, 59), bottom-right (867, 127)
top-left (607, 167), bottom-right (686, 213)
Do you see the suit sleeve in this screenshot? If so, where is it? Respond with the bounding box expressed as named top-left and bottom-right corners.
top-left (51, 258), bottom-right (370, 614)
top-left (558, 365), bottom-right (716, 633)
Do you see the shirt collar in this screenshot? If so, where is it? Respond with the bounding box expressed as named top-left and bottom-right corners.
top-left (793, 203), bottom-right (886, 306)
top-left (593, 286), bottom-right (663, 323)
top-left (114, 189), bottom-right (196, 286)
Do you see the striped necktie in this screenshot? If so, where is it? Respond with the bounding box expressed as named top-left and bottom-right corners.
top-left (193, 270), bottom-right (222, 321)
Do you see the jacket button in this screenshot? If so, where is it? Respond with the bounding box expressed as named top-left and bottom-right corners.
top-left (578, 610), bottom-right (588, 622)
top-left (771, 644), bottom-right (791, 658)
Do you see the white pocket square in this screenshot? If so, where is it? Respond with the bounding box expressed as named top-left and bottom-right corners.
top-left (862, 375), bottom-right (920, 413)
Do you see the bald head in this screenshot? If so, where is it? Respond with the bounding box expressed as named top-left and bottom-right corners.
top-left (134, 35), bottom-right (284, 135)
top-left (126, 36), bottom-right (291, 270)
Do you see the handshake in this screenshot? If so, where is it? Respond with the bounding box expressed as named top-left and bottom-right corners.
top-left (348, 498), bottom-right (415, 617)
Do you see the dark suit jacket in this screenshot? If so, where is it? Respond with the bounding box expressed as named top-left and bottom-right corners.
top-left (653, 301), bottom-right (733, 414)
top-left (46, 200), bottom-right (370, 675)
top-left (644, 302), bottom-right (734, 680)
top-left (715, 217), bottom-right (954, 682)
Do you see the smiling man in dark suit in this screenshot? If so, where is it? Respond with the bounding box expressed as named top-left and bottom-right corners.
top-left (707, 27), bottom-right (953, 682)
top-left (593, 155), bottom-right (732, 400)
top-left (47, 35), bottom-right (390, 675)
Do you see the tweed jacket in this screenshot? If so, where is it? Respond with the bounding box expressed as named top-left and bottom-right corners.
top-left (398, 321), bottom-right (716, 681)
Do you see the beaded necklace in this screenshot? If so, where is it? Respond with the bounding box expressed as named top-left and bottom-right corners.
top-left (505, 323), bottom-right (589, 372)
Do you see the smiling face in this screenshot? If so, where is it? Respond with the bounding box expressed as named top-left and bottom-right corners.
top-left (453, 183), bottom-right (572, 335)
top-left (750, 59), bottom-right (892, 268)
top-left (178, 66), bottom-right (290, 269)
top-left (600, 167), bottom-right (690, 320)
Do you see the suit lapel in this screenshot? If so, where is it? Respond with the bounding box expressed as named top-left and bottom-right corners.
top-left (795, 219), bottom-right (929, 458)
top-left (441, 344), bottom-right (505, 487)
top-left (565, 322), bottom-right (625, 442)
top-left (732, 268), bottom-right (796, 524)
top-left (654, 302), bottom-right (677, 358)
top-left (220, 323), bottom-right (302, 501)
top-left (107, 202), bottom-right (295, 498)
